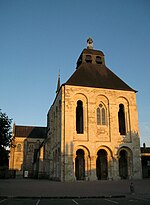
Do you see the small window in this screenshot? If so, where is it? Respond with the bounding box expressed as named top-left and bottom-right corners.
top-left (96, 56), bottom-right (102, 64)
top-left (17, 144), bottom-right (21, 152)
top-left (97, 103), bottom-right (106, 125)
top-left (118, 104), bottom-right (126, 135)
top-left (85, 55), bottom-right (92, 63)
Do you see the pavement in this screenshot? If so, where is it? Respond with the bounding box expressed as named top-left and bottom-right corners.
top-left (0, 178), bottom-right (150, 199)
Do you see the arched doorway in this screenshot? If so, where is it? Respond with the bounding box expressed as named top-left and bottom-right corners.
top-left (119, 150), bottom-right (128, 179)
top-left (75, 149), bottom-right (85, 180)
top-left (96, 149), bottom-right (108, 180)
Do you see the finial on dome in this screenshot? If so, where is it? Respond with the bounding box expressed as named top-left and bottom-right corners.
top-left (87, 37), bottom-right (93, 49)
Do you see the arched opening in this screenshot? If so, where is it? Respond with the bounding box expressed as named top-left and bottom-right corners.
top-left (96, 149), bottom-right (108, 180)
top-left (119, 150), bottom-right (128, 179)
top-left (102, 107), bottom-right (106, 125)
top-left (85, 55), bottom-right (92, 63)
top-left (118, 104), bottom-right (126, 135)
top-left (75, 149), bottom-right (85, 180)
top-left (76, 100), bottom-right (84, 134)
top-left (97, 103), bottom-right (106, 125)
top-left (96, 56), bottom-right (102, 64)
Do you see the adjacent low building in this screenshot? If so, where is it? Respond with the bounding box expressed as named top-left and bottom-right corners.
top-left (9, 124), bottom-right (46, 178)
top-left (141, 144), bottom-right (150, 178)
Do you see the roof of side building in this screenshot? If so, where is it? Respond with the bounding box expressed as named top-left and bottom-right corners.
top-left (141, 147), bottom-right (150, 153)
top-left (14, 125), bottom-right (47, 139)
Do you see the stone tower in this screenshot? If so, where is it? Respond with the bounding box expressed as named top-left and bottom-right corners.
top-left (47, 39), bottom-right (142, 181)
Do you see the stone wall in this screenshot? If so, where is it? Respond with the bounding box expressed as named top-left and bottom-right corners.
top-left (60, 85), bottom-right (142, 181)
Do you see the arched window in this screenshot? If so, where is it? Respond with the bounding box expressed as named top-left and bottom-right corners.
top-left (102, 108), bottom-right (106, 125)
top-left (118, 104), bottom-right (126, 135)
top-left (97, 103), bottom-right (106, 125)
top-left (17, 144), bottom-right (21, 152)
top-left (85, 55), bottom-right (92, 63)
top-left (97, 108), bottom-right (100, 124)
top-left (96, 56), bottom-right (102, 64)
top-left (76, 100), bottom-right (84, 134)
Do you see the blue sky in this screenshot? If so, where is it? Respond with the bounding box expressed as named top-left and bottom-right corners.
top-left (0, 0), bottom-right (150, 146)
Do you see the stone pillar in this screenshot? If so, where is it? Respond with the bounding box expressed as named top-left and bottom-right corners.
top-left (132, 149), bottom-right (142, 179)
top-left (90, 156), bottom-right (97, 180)
top-left (49, 159), bottom-right (53, 179)
top-left (64, 155), bottom-right (74, 181)
top-left (113, 156), bottom-right (120, 180)
top-left (85, 155), bottom-right (91, 180)
top-left (60, 155), bottom-right (65, 182)
top-left (107, 155), bottom-right (113, 180)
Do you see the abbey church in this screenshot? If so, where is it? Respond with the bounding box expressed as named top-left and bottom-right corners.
top-left (9, 39), bottom-right (142, 181)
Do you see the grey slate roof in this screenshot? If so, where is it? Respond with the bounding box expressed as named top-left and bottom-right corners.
top-left (14, 125), bottom-right (47, 139)
top-left (65, 49), bottom-right (135, 92)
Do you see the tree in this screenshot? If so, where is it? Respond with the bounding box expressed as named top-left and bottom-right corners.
top-left (0, 109), bottom-right (12, 166)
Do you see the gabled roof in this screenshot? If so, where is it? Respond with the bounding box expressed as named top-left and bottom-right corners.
top-left (14, 125), bottom-right (47, 139)
top-left (65, 63), bottom-right (135, 92)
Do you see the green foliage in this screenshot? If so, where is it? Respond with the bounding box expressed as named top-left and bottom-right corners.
top-left (0, 147), bottom-right (9, 166)
top-left (0, 109), bottom-right (12, 148)
top-left (0, 109), bottom-right (12, 166)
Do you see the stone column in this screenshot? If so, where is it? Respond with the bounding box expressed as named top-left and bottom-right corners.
top-left (113, 155), bottom-right (120, 180)
top-left (64, 155), bottom-right (74, 181)
top-left (107, 155), bottom-right (113, 180)
top-left (85, 155), bottom-right (91, 180)
top-left (90, 156), bottom-right (97, 180)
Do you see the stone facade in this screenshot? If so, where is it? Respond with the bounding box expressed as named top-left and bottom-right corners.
top-left (9, 124), bottom-right (46, 178)
top-left (46, 40), bottom-right (142, 181)
top-left (47, 85), bottom-right (142, 181)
